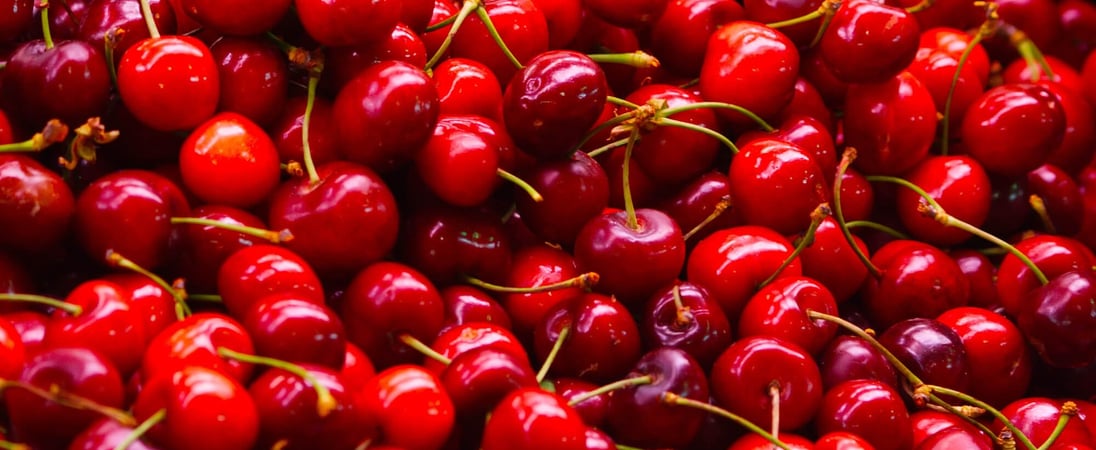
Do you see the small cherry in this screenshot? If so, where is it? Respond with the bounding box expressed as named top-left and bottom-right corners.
top-left (433, 57), bottom-right (504, 120)
top-left (360, 364), bottom-right (455, 450)
top-left (699, 20), bottom-right (799, 127)
top-left (439, 285), bottom-right (513, 329)
top-left (818, 0), bottom-right (920, 84)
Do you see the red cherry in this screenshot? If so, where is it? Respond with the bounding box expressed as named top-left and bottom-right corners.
top-left (860, 239), bottom-right (970, 329)
top-left (69, 418), bottom-right (158, 450)
top-left (269, 96), bottom-right (340, 167)
top-left (910, 410), bottom-right (992, 448)
top-left (398, 202), bottom-right (512, 285)
top-left (573, 208), bottom-right (686, 304)
top-left (742, 0), bottom-right (820, 47)
top-left (937, 306), bottom-right (1032, 407)
top-left (481, 388), bottom-right (587, 450)
top-left (961, 83), bottom-right (1066, 178)
top-left (530, 0), bottom-right (583, 49)
top-left (217, 244), bottom-right (324, 319)
top-left (533, 292), bottom-right (642, 383)
top-left (178, 112), bottom-right (281, 208)
top-left (424, 321), bottom-right (527, 376)
top-left (515, 151), bottom-right (609, 247)
top-left (0, 154), bottom-right (75, 255)
top-left (729, 433), bottom-right (814, 450)
top-left (996, 397), bottom-right (1094, 447)
top-left (625, 84), bottom-right (722, 187)
top-left (0, 316), bottom-right (25, 381)
top-left (699, 20), bottom-right (799, 127)
top-left (606, 347), bottom-right (711, 448)
top-left (907, 46), bottom-right (985, 135)
top-left (242, 293), bottom-right (346, 369)
top-left (1040, 82), bottom-right (1096, 173)
top-left (1018, 270), bottom-right (1096, 368)
top-left (844, 71), bottom-right (937, 175)
top-left (798, 218), bottom-right (870, 303)
top-left (415, 114), bottom-right (505, 207)
top-left (118, 35), bottom-right (219, 132)
top-left (249, 365), bottom-right (376, 450)
top-left (168, 204), bottom-right (266, 293)
top-left (0, 39), bottom-right (111, 129)
top-left (293, 0), bottom-right (400, 47)
top-left (0, 0), bottom-right (33, 42)
top-left (440, 285), bottom-right (513, 330)
top-left (818, 335), bottom-right (900, 391)
top-left (440, 346), bottom-right (538, 417)
top-left (712, 336), bottom-right (823, 432)
top-left (814, 379), bottom-right (913, 450)
top-left (1026, 163), bottom-right (1084, 236)
top-left (323, 23), bottom-right (429, 96)
top-left (649, 0), bottom-right (744, 77)
top-left (140, 312), bottom-right (255, 383)
top-left (996, 234), bottom-right (1095, 317)
top-left (44, 279), bottom-right (146, 377)
top-left (179, 0), bottom-right (290, 36)
top-left (878, 317), bottom-right (972, 393)
top-left (209, 36), bottom-right (289, 128)
top-left (499, 244), bottom-right (588, 338)
top-left (737, 276), bottom-right (839, 356)
top-left (132, 365), bottom-right (260, 450)
top-left (819, 0), bottom-right (920, 84)
top-left (450, 0), bottom-right (550, 83)
top-left (641, 281), bottom-right (733, 368)
top-left (362, 365), bottom-right (455, 450)
top-left (78, 0), bottom-right (177, 65)
top-left (894, 155), bottom-right (992, 246)
top-left (730, 137), bottom-right (829, 234)
top-left (656, 170), bottom-right (741, 245)
top-left (433, 57), bottom-right (504, 120)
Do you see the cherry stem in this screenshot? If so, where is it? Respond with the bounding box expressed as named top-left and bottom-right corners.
top-left (1002, 22), bottom-right (1054, 81)
top-left (397, 333), bottom-right (452, 366)
top-left (833, 148), bottom-right (882, 278)
top-left (170, 217), bottom-right (294, 244)
top-left (217, 347), bottom-right (337, 417)
top-left (661, 392), bottom-right (791, 450)
top-left (0, 441), bottom-right (29, 450)
top-left (136, 0), bottom-right (160, 39)
top-left (905, 0), bottom-right (934, 13)
top-left (671, 283), bottom-right (693, 328)
top-left (809, 0), bottom-right (843, 48)
top-left (926, 385), bottom-right (1038, 450)
top-left (106, 250), bottom-right (190, 320)
top-left (769, 382), bottom-right (781, 440)
top-left (1000, 431), bottom-right (1019, 450)
top-left (425, 13), bottom-right (458, 32)
top-left (1036, 402), bottom-right (1078, 450)
top-left (1028, 195), bottom-right (1057, 234)
top-left (921, 396), bottom-right (996, 438)
top-left (535, 325), bottom-right (570, 383)
top-left (621, 127), bottom-right (642, 231)
top-left (39, 0), bottom-right (53, 49)
top-left (760, 203), bottom-right (830, 288)
top-left (0, 293), bottom-right (82, 315)
top-left (0, 120), bottom-right (68, 153)
top-left (940, 19), bottom-right (990, 156)
top-left (113, 408), bottom-right (166, 450)
top-left (424, 0), bottom-right (480, 70)
top-left (805, 310), bottom-right (925, 387)
top-left (463, 272), bottom-right (599, 294)
top-left (585, 136), bottom-right (631, 159)
top-left (767, 0), bottom-right (839, 29)
top-left (607, 96), bottom-right (642, 110)
top-left (586, 51), bottom-right (660, 68)
top-left (844, 220), bottom-right (910, 239)
top-left (264, 32), bottom-right (295, 55)
top-left (496, 168), bottom-right (544, 202)
top-left (302, 69), bottom-right (323, 185)
top-left (683, 195), bottom-right (732, 242)
top-left (658, 117), bottom-right (738, 154)
top-left (103, 32), bottom-right (119, 88)
top-left (573, 109), bottom-right (641, 152)
top-left (474, 5), bottom-right (523, 70)
top-left (567, 375), bottom-right (653, 407)
top-left (0, 379), bottom-right (135, 426)
top-left (659, 102), bottom-right (774, 132)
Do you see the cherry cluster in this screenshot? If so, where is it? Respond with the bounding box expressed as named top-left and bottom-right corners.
top-left (1, 0), bottom-right (1096, 449)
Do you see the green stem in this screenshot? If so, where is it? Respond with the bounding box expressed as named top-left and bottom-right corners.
top-left (397, 333), bottom-right (451, 366)
top-left (572, 110), bottom-right (640, 152)
top-left (0, 379), bottom-right (135, 426)
top-left (264, 31), bottom-right (295, 55)
top-left (463, 272), bottom-right (599, 293)
top-left (845, 220), bottom-right (910, 239)
top-left (474, 5), bottom-right (523, 70)
top-left (106, 250), bottom-right (190, 320)
top-left (113, 408), bottom-right (166, 450)
top-left (497, 168), bottom-right (543, 202)
top-left (833, 149), bottom-right (882, 278)
top-left (905, 0), bottom-right (934, 13)
top-left (40, 0), bottom-right (54, 49)
top-left (217, 348), bottom-right (337, 417)
top-left (923, 394), bottom-right (1000, 442)
top-left (683, 195), bottom-right (732, 242)
top-left (536, 325), bottom-right (570, 383)
top-left (586, 51), bottom-right (660, 68)
top-left (808, 0), bottom-right (842, 48)
top-left (567, 375), bottom-right (653, 407)
top-left (928, 385), bottom-right (1037, 450)
top-left (621, 127), bottom-right (641, 231)
top-left (425, 13), bottom-right (458, 32)
top-left (0, 119), bottom-right (68, 153)
top-left (0, 441), bottom-right (29, 450)
top-left (806, 310), bottom-right (925, 387)
top-left (759, 203), bottom-right (830, 288)
top-left (0, 293), bottom-right (82, 316)
top-left (137, 0), bottom-right (160, 39)
top-left (425, 0), bottom-right (480, 70)
top-left (941, 28), bottom-right (987, 155)
top-left (585, 136), bottom-right (631, 159)
top-left (103, 33), bottom-right (118, 88)
top-left (662, 392), bottom-right (790, 450)
top-left (1036, 402), bottom-right (1077, 450)
top-left (186, 293), bottom-right (223, 302)
top-left (657, 117), bottom-right (738, 154)
top-left (302, 73), bottom-right (322, 185)
top-left (659, 102), bottom-right (773, 132)
top-left (864, 175), bottom-right (945, 214)
top-left (170, 217), bottom-right (293, 243)
top-left (606, 96), bottom-right (641, 110)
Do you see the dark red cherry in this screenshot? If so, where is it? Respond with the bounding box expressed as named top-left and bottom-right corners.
top-left (334, 60), bottom-right (439, 173)
top-left (960, 83), bottom-right (1066, 178)
top-left (711, 336), bottom-right (823, 432)
top-left (44, 279), bottom-right (146, 377)
top-left (606, 347), bottom-right (710, 448)
top-left (180, 0), bottom-right (291, 36)
top-left (398, 203), bottom-right (512, 285)
top-left (533, 292), bottom-right (642, 383)
top-left (499, 244), bottom-right (587, 338)
top-left (322, 23), bottom-right (429, 96)
top-left (1018, 270), bottom-right (1096, 368)
top-left (415, 114), bottom-right (506, 207)
top-left (949, 249), bottom-right (1000, 310)
top-left (1026, 163), bottom-right (1085, 236)
top-left (937, 306), bottom-right (1032, 408)
top-left (249, 364), bottom-right (376, 450)
top-left (860, 240), bottom-right (970, 329)
top-left (217, 244), bottom-right (324, 319)
top-left (648, 0), bottom-right (744, 77)
top-left (440, 285), bottom-right (513, 330)
top-left (996, 234), bottom-right (1095, 318)
top-left (820, 1), bottom-right (920, 84)
top-left (502, 50), bottom-right (608, 161)
top-left (269, 96), bottom-right (341, 167)
top-left (573, 208), bottom-right (686, 304)
top-left (625, 84), bottom-right (722, 187)
top-left (0, 155), bottom-right (74, 255)
top-left (844, 71), bottom-right (937, 175)
top-left (741, 0), bottom-right (820, 47)
top-left (78, 0), bottom-right (177, 64)
top-left (169, 204), bottom-right (266, 293)
top-left (0, 39), bottom-right (111, 129)
top-left (996, 397), bottom-right (1094, 448)
top-left (641, 281), bottom-right (733, 368)
top-left (656, 170), bottom-right (741, 245)
top-left (515, 150), bottom-right (608, 247)
top-left (798, 218), bottom-right (870, 304)
top-left (118, 35), bottom-right (219, 132)
top-left (440, 346), bottom-right (538, 417)
top-left (699, 20), bottom-right (799, 127)
top-left (0, 316), bottom-right (25, 381)
top-left (131, 365), bottom-right (260, 450)
top-left (818, 335), bottom-right (900, 391)
top-left (878, 317), bottom-right (971, 393)
top-left (0, 0), bottom-right (33, 43)
top-left (815, 379), bottom-right (913, 450)
top-left (481, 388), bottom-right (586, 450)
top-left (209, 36), bottom-right (288, 128)
top-left (243, 293), bottom-right (346, 369)
top-left (293, 0), bottom-right (400, 47)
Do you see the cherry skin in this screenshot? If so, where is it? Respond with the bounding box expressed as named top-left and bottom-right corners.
top-left (168, 204), bottom-right (266, 293)
top-left (907, 44), bottom-right (986, 134)
top-left (269, 96), bottom-right (341, 167)
top-left (910, 410), bottom-right (992, 448)
top-left (686, 225), bottom-right (802, 322)
top-left (730, 137), bottom-right (829, 234)
top-left (118, 35), bottom-right (219, 132)
top-left (102, 273), bottom-right (177, 346)
top-left (641, 281), bottom-right (733, 368)
top-left (1039, 82), bottom-right (1096, 175)
top-left (819, 0), bottom-right (920, 84)
top-left (440, 346), bottom-right (538, 417)
top-left (844, 71), bottom-right (937, 176)
top-left (996, 397), bottom-right (1094, 447)
top-left (0, 0), bottom-right (33, 43)
top-left (606, 347), bottom-right (710, 448)
top-left (798, 218), bottom-right (870, 304)
top-left (44, 279), bottom-right (146, 377)
top-left (502, 50), bottom-right (608, 161)
top-left (818, 335), bottom-right (900, 391)
top-left (814, 379), bottom-right (913, 450)
top-left (267, 162), bottom-right (400, 280)
top-left (209, 36), bottom-right (288, 128)
top-left (949, 249), bottom-right (1000, 310)
top-left (879, 317), bottom-right (972, 393)
top-left (699, 20), bottom-right (799, 127)
top-left (741, 0), bottom-right (820, 47)
top-left (530, 0), bottom-right (583, 49)
top-left (433, 57), bottom-right (504, 120)
top-left (996, 234), bottom-right (1095, 318)
top-left (961, 83), bottom-right (1066, 178)
top-left (293, 0), bottom-right (399, 47)
top-left (68, 418), bottom-right (157, 450)
top-left (711, 336), bottom-right (824, 432)
top-left (499, 244), bottom-right (588, 338)
top-left (179, 0), bottom-right (291, 36)
top-left (398, 202), bottom-right (511, 285)
top-left (656, 170), bottom-right (741, 245)
top-left (937, 306), bottom-right (1032, 408)
top-left (249, 365), bottom-right (375, 450)
top-left (140, 312), bottom-right (255, 384)
top-left (0, 155), bottom-right (75, 255)
top-left (625, 84), bottom-right (721, 187)
top-left (450, 0), bottom-right (549, 83)
top-left (859, 239), bottom-right (971, 329)
top-left (573, 208), bottom-right (686, 304)
top-left (341, 261), bottom-right (446, 370)
top-left (424, 322), bottom-right (527, 376)
top-left (440, 285), bottom-right (513, 330)
top-left (649, 0), bottom-right (744, 77)
top-left (361, 364), bottom-right (455, 450)
top-left (515, 150), bottom-right (609, 248)
top-left (481, 387), bottom-right (587, 450)
top-left (739, 113), bottom-right (838, 186)
top-left (894, 155), bottom-right (992, 247)
top-left (1018, 270), bottom-right (1096, 368)
top-left (533, 292), bottom-right (642, 383)
top-left (729, 433), bottom-right (814, 450)
top-left (415, 114), bottom-right (504, 207)
top-left (78, 0), bottom-right (177, 64)
top-left (242, 293), bottom-right (346, 369)
top-left (0, 39), bottom-right (111, 129)
top-left (737, 276), bottom-right (839, 356)
top-left (322, 23), bottom-right (429, 96)
top-left (334, 60), bottom-right (439, 173)
top-left (217, 244), bottom-right (324, 319)
top-left (1026, 163), bottom-right (1085, 236)
top-left (131, 365), bottom-right (260, 450)
top-left (916, 426), bottom-right (995, 450)
top-left (179, 112), bottom-right (281, 208)
top-left (0, 316), bottom-right (25, 381)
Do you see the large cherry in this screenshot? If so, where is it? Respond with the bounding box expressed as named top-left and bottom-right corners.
top-left (894, 155), bottom-right (992, 246)
top-left (656, 170), bottom-right (741, 245)
top-left (440, 346), bottom-right (538, 417)
top-left (699, 20), bottom-right (799, 127)
top-left (209, 36), bottom-right (289, 128)
top-left (499, 243), bottom-right (588, 338)
top-left (625, 84), bottom-right (721, 187)
top-left (961, 83), bottom-right (1066, 178)
top-left (818, 335), bottom-right (899, 391)
top-left (995, 234), bottom-right (1095, 318)
top-left (179, 112), bottom-right (281, 208)
top-left (131, 365), bottom-right (260, 450)
top-left (179, 0), bottom-right (290, 36)
top-left (450, 0), bottom-right (549, 83)
top-left (481, 388), bottom-right (587, 450)
top-left (573, 208), bottom-right (685, 304)
top-left (433, 57), bottom-right (504, 120)
top-left (44, 279), bottom-right (146, 377)
top-left (118, 34), bottom-right (219, 132)
top-left (649, 0), bottom-right (744, 77)
top-left (641, 281), bottom-right (733, 368)
top-left (514, 150), bottom-right (608, 247)
top-left (1, 38), bottom-right (111, 129)
top-left (242, 293), bottom-right (346, 369)
top-left (249, 364), bottom-right (375, 450)
top-left (1018, 270), bottom-right (1096, 368)
top-left (140, 312), bottom-right (255, 384)
top-left (360, 364), bottom-right (455, 450)
top-left (606, 347), bottom-right (710, 448)
top-left (216, 244), bottom-right (324, 319)
top-left (937, 306), bottom-right (1032, 407)
top-left (415, 114), bottom-right (505, 207)
top-left (0, 154), bottom-right (74, 255)
top-left (844, 71), bottom-right (937, 175)
top-left (737, 276), bottom-right (838, 356)
top-left (533, 292), bottom-right (642, 383)
top-left (814, 379), bottom-right (913, 450)
top-left (819, 0), bottom-right (920, 84)
top-left (995, 397), bottom-right (1094, 448)
top-left (859, 239), bottom-right (970, 329)
top-left (294, 0), bottom-right (399, 47)
top-left (730, 137), bottom-right (828, 234)
top-left (323, 24), bottom-right (430, 97)
top-left (878, 317), bottom-right (971, 393)
top-left (711, 335), bottom-right (823, 432)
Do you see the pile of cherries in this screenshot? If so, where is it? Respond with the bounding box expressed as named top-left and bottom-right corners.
top-left (2, 0), bottom-right (1096, 448)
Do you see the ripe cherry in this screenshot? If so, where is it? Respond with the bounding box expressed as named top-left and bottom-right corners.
top-left (573, 208), bottom-right (686, 304)
top-left (819, 0), bottom-right (920, 84)
top-left (649, 0), bottom-right (744, 77)
top-left (625, 84), bottom-right (721, 187)
top-left (737, 276), bottom-right (839, 356)
top-left (450, 0), bottom-right (550, 83)
top-left (860, 239), bottom-right (970, 329)
top-left (179, 0), bottom-right (290, 36)
top-left (533, 292), bottom-right (642, 383)
top-left (996, 234), bottom-right (1095, 318)
top-left (433, 57), bottom-right (504, 120)
top-left (361, 364), bottom-right (455, 450)
top-left (140, 312), bottom-right (255, 384)
top-left (209, 36), bottom-right (289, 128)
top-left (699, 20), bottom-right (799, 127)
top-left (217, 244), bottom-right (324, 319)
top-left (961, 83), bottom-right (1066, 178)
top-left (818, 335), bottom-right (900, 391)
top-left (1, 38), bottom-right (111, 129)
top-left (293, 0), bottom-right (399, 47)
top-left (44, 279), bottom-right (146, 377)
top-left (249, 364), bottom-right (376, 450)
top-left (844, 71), bottom-right (937, 176)
top-left (515, 151), bottom-right (609, 247)
top-left (131, 365), bottom-right (260, 450)
top-left (0, 0), bottom-right (33, 43)
top-left (894, 155), bottom-right (992, 246)
top-left (1019, 270), bottom-right (1096, 368)
top-left (711, 336), bottom-right (823, 432)
top-left (641, 281), bottom-right (733, 368)
top-left (814, 379), bottom-right (913, 450)
top-left (605, 347), bottom-right (710, 448)
top-left (78, 0), bottom-right (177, 64)
top-left (729, 137), bottom-right (828, 234)
top-left (415, 114), bottom-right (506, 207)
top-left (481, 388), bottom-right (587, 450)
top-left (118, 34), bottom-right (219, 132)
top-left (878, 317), bottom-right (972, 393)
top-left (0, 154), bottom-right (75, 255)
top-left (937, 306), bottom-right (1032, 407)
top-left (242, 293), bottom-right (346, 370)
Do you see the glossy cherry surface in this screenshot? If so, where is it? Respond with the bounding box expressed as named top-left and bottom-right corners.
top-left (118, 35), bottom-right (219, 132)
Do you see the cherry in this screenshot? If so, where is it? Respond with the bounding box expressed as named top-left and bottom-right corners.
top-left (267, 162), bottom-right (400, 280)
top-left (699, 20), bottom-right (799, 127)
top-left (43, 279), bottom-right (146, 377)
top-left (341, 261), bottom-right (446, 369)
top-left (937, 306), bottom-right (1032, 408)
top-left (101, 273), bottom-right (177, 347)
top-left (322, 23), bottom-right (429, 96)
top-left (996, 234), bottom-right (1095, 318)
top-left (533, 292), bottom-right (642, 383)
top-left (739, 113), bottom-right (838, 186)
top-left (168, 204), bottom-right (267, 293)
top-left (249, 364), bottom-right (375, 450)
top-left (949, 249), bottom-right (1000, 310)
top-left (860, 239), bottom-right (970, 329)
top-left (433, 57), bottom-right (505, 120)
top-left (711, 335), bottom-right (823, 432)
top-left (2, 311), bottom-right (49, 351)
top-left (440, 285), bottom-right (513, 329)
top-left (894, 155), bottom-right (992, 246)
top-left (0, 38), bottom-right (111, 129)
top-left (737, 276), bottom-right (839, 356)
top-left (798, 218), bottom-right (870, 304)
top-left (361, 364), bottom-right (455, 450)
top-left (334, 60), bottom-right (439, 173)
top-left (844, 71), bottom-right (937, 176)
top-left (729, 433), bottom-right (814, 450)
top-left (878, 317), bottom-right (972, 393)
top-left (814, 379), bottom-right (913, 450)
top-left (1027, 163), bottom-right (1084, 236)
top-left (339, 341), bottom-right (376, 391)
top-left (656, 170), bottom-right (740, 245)
top-left (605, 347), bottom-right (710, 448)
top-left (178, 112), bottom-right (281, 208)
top-left (69, 418), bottom-right (157, 450)
top-left (782, 77), bottom-right (835, 132)
top-left (78, 0), bottom-right (177, 64)
top-left (1040, 82), bottom-right (1096, 174)
top-left (502, 50), bottom-right (608, 161)
top-left (641, 281), bottom-right (733, 368)
top-left (730, 137), bottom-right (829, 234)
top-left (819, 0), bottom-right (920, 84)
top-left (530, 0), bottom-right (583, 49)
top-left (216, 244), bottom-right (324, 319)
top-left (914, 425), bottom-right (994, 450)
top-left (450, 0), bottom-right (550, 83)
top-left (649, 0), bottom-right (744, 77)
top-left (140, 312), bottom-right (255, 383)
top-left (118, 34), bottom-right (219, 132)
top-left (686, 225), bottom-right (802, 322)
top-left (573, 208), bottom-right (686, 304)
top-left (1019, 270), bottom-right (1096, 368)
top-left (625, 84), bottom-right (722, 187)
top-left (209, 36), bottom-right (289, 128)
top-left (0, 316), bottom-right (24, 381)
top-left (0, 0), bottom-right (33, 43)
top-left (481, 387), bottom-right (587, 450)
top-left (907, 46), bottom-right (985, 143)
top-left (398, 202), bottom-right (511, 285)
top-left (815, 431), bottom-right (877, 450)
top-left (0, 154), bottom-right (75, 255)
top-left (179, 0), bottom-right (290, 36)
top-left (549, 377), bottom-right (609, 427)
top-left (424, 321), bottom-right (527, 376)
top-left (498, 244), bottom-right (588, 338)
top-left (293, 0), bottom-right (399, 47)
top-left (415, 114), bottom-right (506, 207)
top-left (909, 410), bottom-right (992, 448)
top-left (515, 150), bottom-right (609, 247)
top-left (440, 346), bottom-right (538, 417)
top-left (242, 293), bottom-right (346, 369)
top-left (741, 0), bottom-right (820, 47)
top-left (918, 27), bottom-right (991, 85)
top-left (5, 346), bottom-right (126, 449)
top-left (996, 397), bottom-right (1094, 448)
top-left (961, 83), bottom-right (1066, 178)
top-left (131, 365), bottom-right (260, 450)
top-left (269, 96), bottom-right (340, 166)
top-left (818, 335), bottom-right (900, 391)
